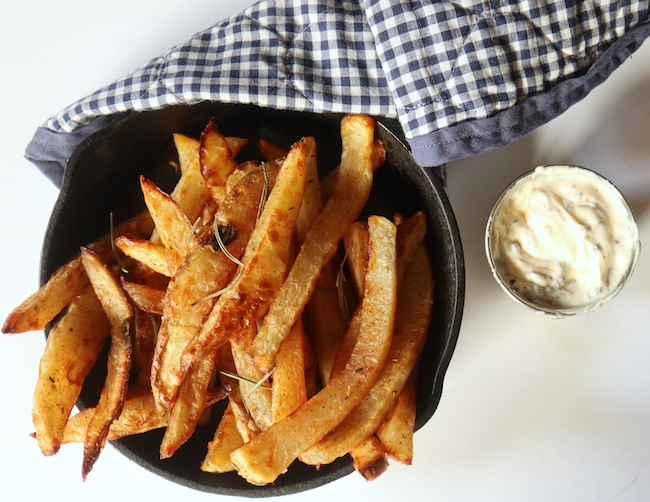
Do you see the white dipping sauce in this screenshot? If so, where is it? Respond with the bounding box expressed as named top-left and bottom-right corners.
top-left (487, 165), bottom-right (639, 315)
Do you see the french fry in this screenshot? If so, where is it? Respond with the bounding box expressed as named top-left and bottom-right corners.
top-left (179, 139), bottom-right (307, 378)
top-left (272, 320), bottom-right (308, 423)
top-left (376, 365), bottom-right (419, 465)
top-left (230, 215), bottom-right (397, 486)
top-left (79, 248), bottom-right (133, 480)
top-left (230, 325), bottom-right (273, 431)
top-left (62, 387), bottom-right (229, 444)
top-left (299, 244), bottom-right (433, 466)
top-left (133, 310), bottom-right (158, 387)
top-left (151, 164), bottom-right (278, 412)
top-left (121, 281), bottom-right (165, 315)
top-left (343, 220), bottom-right (369, 299)
top-left (174, 133), bottom-right (248, 176)
top-left (202, 404), bottom-right (244, 473)
top-left (140, 176), bottom-right (194, 273)
top-left (159, 353), bottom-right (216, 459)
top-left (63, 393), bottom-right (166, 444)
top-left (251, 114), bottom-right (380, 372)
top-left (114, 236), bottom-right (171, 277)
top-left (2, 211), bottom-right (153, 334)
top-left (350, 435), bottom-right (388, 481)
top-left (31, 288), bottom-right (110, 456)
top-left (258, 139), bottom-right (289, 162)
top-left (200, 118), bottom-right (238, 187)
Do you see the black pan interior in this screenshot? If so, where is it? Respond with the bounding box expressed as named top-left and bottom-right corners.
top-left (40, 103), bottom-right (464, 497)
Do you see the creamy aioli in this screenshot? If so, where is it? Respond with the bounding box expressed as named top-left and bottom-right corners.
top-left (487, 165), bottom-right (639, 314)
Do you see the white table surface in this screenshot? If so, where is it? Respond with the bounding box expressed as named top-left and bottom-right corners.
top-left (2, 2), bottom-right (649, 501)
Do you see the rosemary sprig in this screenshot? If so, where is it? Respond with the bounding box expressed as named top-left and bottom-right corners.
top-left (219, 369), bottom-right (273, 391)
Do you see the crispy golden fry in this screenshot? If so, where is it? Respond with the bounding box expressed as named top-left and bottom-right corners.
top-left (2, 211), bottom-right (153, 334)
top-left (251, 115), bottom-right (379, 372)
top-left (63, 393), bottom-right (165, 444)
top-left (121, 281), bottom-right (165, 315)
top-left (173, 133), bottom-right (247, 175)
top-left (344, 220), bottom-right (369, 299)
top-left (170, 138), bottom-right (210, 223)
top-left (179, 140), bottom-right (307, 378)
top-left (31, 288), bottom-right (109, 456)
top-left (258, 139), bottom-right (289, 162)
top-left (299, 244), bottom-right (432, 466)
top-left (151, 165), bottom-right (275, 412)
top-left (79, 248), bottom-right (133, 480)
top-left (302, 255), bottom-right (347, 386)
top-left (200, 118), bottom-right (238, 187)
top-left (159, 353), bottom-right (217, 459)
top-left (395, 211), bottom-right (427, 283)
top-left (140, 176), bottom-right (194, 273)
top-left (202, 404), bottom-right (244, 473)
top-left (293, 138), bottom-right (320, 247)
top-left (114, 236), bottom-right (171, 277)
top-left (151, 245), bottom-right (233, 412)
top-left (62, 387), bottom-right (229, 444)
top-left (272, 320), bottom-right (308, 423)
top-left (350, 435), bottom-right (388, 481)
top-left (230, 326), bottom-right (273, 431)
top-left (376, 365), bottom-right (419, 465)
top-left (230, 216), bottom-right (397, 486)
top-left (225, 161), bottom-right (259, 194)
top-left (133, 310), bottom-right (158, 387)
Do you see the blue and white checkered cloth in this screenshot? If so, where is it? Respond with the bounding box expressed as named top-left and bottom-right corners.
top-left (27, 0), bottom-right (650, 186)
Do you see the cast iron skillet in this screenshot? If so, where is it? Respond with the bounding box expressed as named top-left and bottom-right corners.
top-left (40, 103), bottom-right (464, 497)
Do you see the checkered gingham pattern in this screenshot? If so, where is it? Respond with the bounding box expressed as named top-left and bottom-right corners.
top-left (43, 0), bottom-right (648, 158)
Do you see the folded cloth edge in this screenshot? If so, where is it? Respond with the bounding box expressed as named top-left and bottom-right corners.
top-left (409, 21), bottom-right (650, 167)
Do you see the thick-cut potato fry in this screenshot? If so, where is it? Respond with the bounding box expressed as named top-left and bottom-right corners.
top-left (31, 288), bottom-right (109, 456)
top-left (179, 140), bottom-right (307, 377)
top-left (115, 236), bottom-right (171, 277)
top-left (151, 245), bottom-right (233, 412)
top-left (79, 248), bottom-right (133, 480)
top-left (133, 310), bottom-right (158, 386)
top-left (344, 220), bottom-right (369, 299)
top-left (395, 211), bottom-right (427, 283)
top-left (173, 133), bottom-right (248, 176)
top-left (230, 326), bottom-right (273, 431)
top-left (376, 365), bottom-right (419, 465)
top-left (63, 393), bottom-right (165, 444)
top-left (251, 115), bottom-right (379, 372)
top-left (299, 244), bottom-right (432, 466)
top-left (200, 118), bottom-right (238, 187)
top-left (2, 211), bottom-right (153, 334)
top-left (293, 137), bottom-right (320, 246)
top-left (230, 216), bottom-right (397, 486)
top-left (62, 387), bottom-right (229, 444)
top-left (258, 139), bottom-right (289, 162)
top-left (202, 404), bottom-right (244, 473)
top-left (225, 161), bottom-right (259, 194)
top-left (121, 281), bottom-right (165, 315)
top-left (303, 255), bottom-right (347, 386)
top-left (272, 320), bottom-right (308, 423)
top-left (350, 435), bottom-right (388, 481)
top-left (159, 353), bottom-right (216, 459)
top-left (151, 165), bottom-right (277, 412)
top-left (140, 176), bottom-right (194, 273)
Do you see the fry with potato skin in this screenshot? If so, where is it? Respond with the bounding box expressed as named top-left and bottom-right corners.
top-left (230, 215), bottom-right (397, 486)
top-left (79, 248), bottom-right (133, 480)
top-left (200, 118), bottom-right (238, 187)
top-left (251, 114), bottom-right (379, 372)
top-left (115, 236), bottom-right (171, 277)
top-left (179, 140), bottom-right (307, 378)
top-left (2, 211), bottom-right (153, 334)
top-left (32, 288), bottom-right (110, 456)
top-left (299, 244), bottom-right (433, 466)
top-left (151, 164), bottom-right (277, 412)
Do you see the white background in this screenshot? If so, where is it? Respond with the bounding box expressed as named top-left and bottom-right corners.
top-left (1, 2), bottom-right (649, 501)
